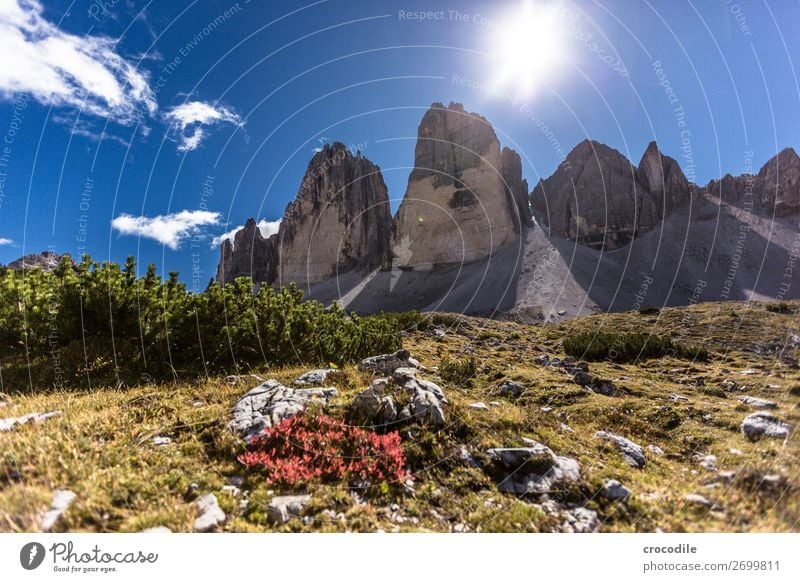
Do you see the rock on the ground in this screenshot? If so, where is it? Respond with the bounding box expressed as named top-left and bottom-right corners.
top-left (358, 349), bottom-right (419, 374)
top-left (498, 380), bottom-right (523, 398)
top-left (1, 410), bottom-right (62, 432)
top-left (292, 369), bottom-right (345, 387)
top-left (40, 489), bottom-right (76, 532)
top-left (594, 431), bottom-right (646, 468)
top-left (737, 395), bottom-right (778, 409)
top-left (741, 412), bottom-right (791, 441)
top-left (683, 493), bottom-right (723, 511)
top-left (469, 402), bottom-right (489, 411)
top-left (602, 479), bottom-right (631, 501)
top-left (227, 380), bottom-right (337, 441)
top-left (486, 440), bottom-right (581, 496)
top-left (694, 454), bottom-right (718, 472)
top-left (194, 493), bottom-right (225, 532)
top-left (590, 379), bottom-right (616, 397)
top-left (560, 507), bottom-right (599, 533)
top-left (350, 370), bottom-right (447, 428)
top-left (647, 444), bottom-right (665, 456)
top-left (268, 494), bottom-right (311, 525)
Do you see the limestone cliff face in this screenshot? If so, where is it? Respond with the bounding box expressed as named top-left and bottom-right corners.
top-left (391, 102), bottom-right (524, 268)
top-left (704, 148), bottom-right (800, 216)
top-left (636, 141), bottom-right (691, 216)
top-left (7, 251), bottom-right (72, 272)
top-left (531, 140), bottom-right (664, 249)
top-left (501, 147), bottom-right (533, 230)
top-left (275, 143), bottom-right (392, 285)
top-left (215, 218), bottom-right (277, 284)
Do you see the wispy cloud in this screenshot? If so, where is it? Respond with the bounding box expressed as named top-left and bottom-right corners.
top-left (0, 237), bottom-right (14, 246)
top-left (212, 219), bottom-right (281, 248)
top-left (0, 0), bottom-right (156, 124)
top-left (112, 210), bottom-right (220, 250)
top-left (164, 101), bottom-right (243, 152)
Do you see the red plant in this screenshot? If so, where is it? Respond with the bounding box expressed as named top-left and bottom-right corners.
top-left (238, 414), bottom-right (409, 486)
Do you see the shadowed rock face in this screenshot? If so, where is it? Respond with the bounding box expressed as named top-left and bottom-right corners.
top-left (531, 140), bottom-right (665, 250)
top-left (390, 102), bottom-right (524, 269)
top-left (501, 147), bottom-right (533, 230)
top-left (636, 141), bottom-right (691, 216)
top-left (706, 148), bottom-right (800, 217)
top-left (215, 219), bottom-right (277, 284)
top-left (276, 143), bottom-right (392, 285)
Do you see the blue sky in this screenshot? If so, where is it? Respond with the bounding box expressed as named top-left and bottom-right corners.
top-left (0, 0), bottom-right (798, 286)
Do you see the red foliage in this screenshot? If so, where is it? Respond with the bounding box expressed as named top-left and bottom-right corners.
top-left (238, 414), bottom-right (409, 486)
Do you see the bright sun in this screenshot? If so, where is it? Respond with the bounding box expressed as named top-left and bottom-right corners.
top-left (488, 1), bottom-right (568, 98)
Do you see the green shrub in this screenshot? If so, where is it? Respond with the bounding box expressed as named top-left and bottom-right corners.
top-left (439, 356), bottom-right (477, 386)
top-left (638, 306), bottom-right (660, 315)
top-left (0, 255), bottom-right (403, 389)
top-left (766, 301), bottom-right (794, 314)
top-left (562, 331), bottom-right (708, 364)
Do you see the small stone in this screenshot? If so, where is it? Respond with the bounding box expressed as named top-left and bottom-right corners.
top-left (741, 412), bottom-right (791, 441)
top-left (194, 493), bottom-right (225, 532)
top-left (737, 395), bottom-right (778, 409)
top-left (292, 369), bottom-right (344, 387)
top-left (358, 349), bottom-right (418, 374)
top-left (560, 423), bottom-right (575, 433)
top-left (557, 309), bottom-right (567, 316)
top-left (534, 355), bottom-right (550, 366)
top-left (694, 454), bottom-right (718, 472)
top-left (40, 489), bottom-right (76, 532)
top-left (740, 369), bottom-right (758, 375)
top-left (540, 406), bottom-right (553, 412)
top-left (267, 494), bottom-right (311, 525)
top-left (590, 380), bottom-right (616, 397)
top-left (151, 436), bottom-right (172, 446)
top-left (669, 393), bottom-right (690, 402)
top-left (602, 479), bottom-right (631, 501)
top-left (498, 380), bottom-right (523, 398)
top-left (1, 410), bottom-right (62, 432)
top-left (469, 402), bottom-right (489, 411)
top-left (227, 476), bottom-right (245, 487)
top-left (683, 493), bottom-right (723, 511)
top-left (560, 507), bottom-right (599, 533)
top-left (594, 431), bottom-right (646, 468)
top-left (573, 371), bottom-right (593, 387)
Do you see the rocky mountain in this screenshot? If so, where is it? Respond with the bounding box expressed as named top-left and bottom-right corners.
top-left (6, 251), bottom-right (72, 271)
top-left (705, 148), bottom-right (800, 216)
top-left (216, 219), bottom-right (277, 284)
top-left (530, 140), bottom-right (672, 250)
top-left (276, 143), bottom-right (392, 285)
top-left (218, 143), bottom-right (392, 286)
top-left (390, 102), bottom-right (526, 268)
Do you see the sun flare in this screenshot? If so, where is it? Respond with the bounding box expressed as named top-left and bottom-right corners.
top-left (488, 1), bottom-right (568, 98)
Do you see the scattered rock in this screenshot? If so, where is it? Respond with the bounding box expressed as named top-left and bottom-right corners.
top-left (721, 379), bottom-right (737, 392)
top-left (40, 489), bottom-right (76, 532)
top-left (359, 349), bottom-right (420, 374)
top-left (293, 369), bottom-right (345, 387)
top-left (737, 395), bottom-right (778, 409)
top-left (267, 494), bottom-right (311, 525)
top-left (694, 454), bottom-right (718, 472)
top-left (351, 368), bottom-right (447, 428)
top-left (590, 379), bottom-right (616, 397)
top-left (669, 393), bottom-right (690, 402)
top-left (151, 436), bottom-right (172, 446)
top-left (498, 380), bottom-right (523, 398)
top-left (1, 410), bottom-right (62, 432)
top-left (228, 380), bottom-right (338, 441)
top-left (560, 423), bottom-right (575, 434)
top-left (560, 507), bottom-right (599, 533)
top-left (194, 493), bottom-right (225, 532)
top-left (683, 493), bottom-right (723, 511)
top-left (534, 355), bottom-right (550, 366)
top-left (486, 440), bottom-right (581, 496)
top-left (469, 402), bottom-right (489, 411)
top-left (741, 412), bottom-right (791, 441)
top-left (647, 444), bottom-right (665, 456)
top-left (602, 479), bottom-right (632, 501)
top-left (573, 371), bottom-right (593, 387)
top-left (594, 431), bottom-right (646, 468)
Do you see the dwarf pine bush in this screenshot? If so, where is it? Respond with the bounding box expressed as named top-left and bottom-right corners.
top-left (563, 331), bottom-right (708, 363)
top-left (0, 255), bottom-right (402, 388)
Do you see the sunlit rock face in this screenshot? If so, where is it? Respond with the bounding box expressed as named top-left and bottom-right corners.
top-left (275, 143), bottom-right (392, 285)
top-left (704, 148), bottom-right (800, 216)
top-left (531, 140), bottom-right (693, 250)
top-left (391, 102), bottom-right (524, 269)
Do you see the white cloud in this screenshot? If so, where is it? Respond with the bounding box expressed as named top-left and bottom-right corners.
top-left (164, 101), bottom-right (243, 152)
top-left (112, 210), bottom-right (220, 250)
top-left (0, 237), bottom-right (13, 245)
top-left (212, 219), bottom-right (281, 248)
top-left (0, 0), bottom-right (156, 124)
